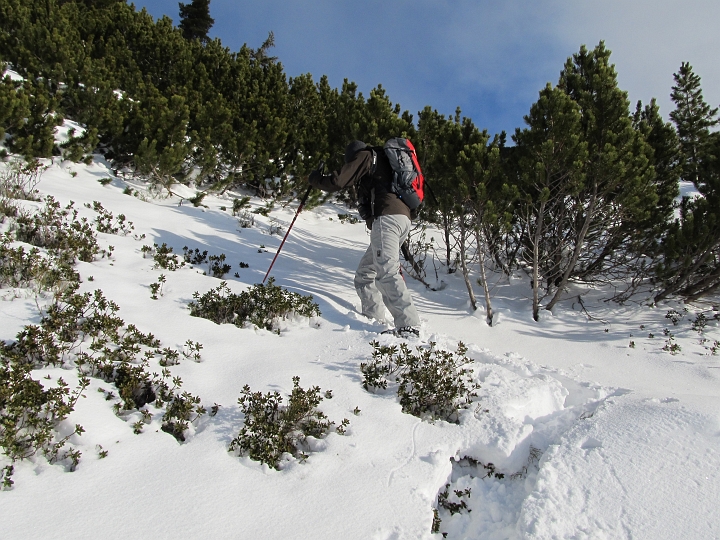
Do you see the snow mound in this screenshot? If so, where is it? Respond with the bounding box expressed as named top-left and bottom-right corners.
top-left (518, 395), bottom-right (720, 539)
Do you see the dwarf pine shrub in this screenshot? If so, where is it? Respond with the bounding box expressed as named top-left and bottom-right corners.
top-left (361, 341), bottom-right (479, 423)
top-left (432, 483), bottom-right (473, 536)
top-left (182, 246), bottom-right (208, 265)
top-left (232, 196), bottom-right (251, 216)
top-left (149, 274), bottom-right (166, 299)
top-left (84, 201), bottom-right (134, 235)
top-left (337, 213), bottom-right (359, 224)
top-left (160, 389), bottom-right (206, 442)
top-left (208, 254), bottom-right (231, 278)
top-left (12, 196), bottom-right (102, 263)
top-left (229, 377), bottom-right (347, 469)
top-left (189, 278), bottom-right (320, 332)
top-left (437, 484), bottom-right (472, 516)
top-left (0, 355), bottom-right (88, 468)
top-left (2, 286), bottom-right (205, 451)
top-left (0, 160), bottom-right (45, 202)
top-left (142, 243), bottom-right (185, 271)
top-left (0, 236), bottom-right (78, 293)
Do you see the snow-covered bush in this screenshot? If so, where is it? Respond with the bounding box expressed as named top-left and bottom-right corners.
top-left (229, 377), bottom-right (348, 469)
top-left (0, 236), bottom-right (77, 293)
top-left (12, 196), bottom-right (104, 264)
top-left (84, 201), bottom-right (135, 235)
top-left (188, 278), bottom-right (320, 333)
top-left (0, 284), bottom-right (206, 475)
top-left (142, 242), bottom-right (185, 271)
top-left (158, 385), bottom-right (206, 443)
top-left (0, 357), bottom-right (87, 472)
top-left (361, 341), bottom-right (479, 423)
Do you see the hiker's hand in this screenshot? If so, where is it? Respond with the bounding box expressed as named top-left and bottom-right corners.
top-left (365, 218), bottom-right (373, 230)
top-left (308, 169), bottom-right (322, 188)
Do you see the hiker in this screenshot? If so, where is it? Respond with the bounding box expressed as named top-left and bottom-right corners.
top-left (308, 140), bottom-right (421, 337)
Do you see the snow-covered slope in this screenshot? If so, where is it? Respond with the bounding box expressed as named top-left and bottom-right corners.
top-left (1, 155), bottom-right (719, 539)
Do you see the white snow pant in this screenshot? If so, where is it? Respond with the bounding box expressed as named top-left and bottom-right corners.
top-left (354, 214), bottom-right (420, 328)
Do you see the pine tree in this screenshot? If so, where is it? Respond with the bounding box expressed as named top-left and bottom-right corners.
top-left (286, 73), bottom-right (329, 180)
top-left (654, 67), bottom-right (720, 303)
top-left (512, 43), bottom-right (659, 313)
top-left (632, 99), bottom-right (681, 244)
top-left (417, 107), bottom-right (461, 270)
top-left (670, 62), bottom-right (719, 191)
top-left (513, 83), bottom-right (587, 320)
top-left (178, 0), bottom-right (214, 43)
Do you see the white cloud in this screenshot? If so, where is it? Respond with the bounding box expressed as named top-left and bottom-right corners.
top-left (561, 0), bottom-right (720, 119)
top-left (138, 0), bottom-right (720, 133)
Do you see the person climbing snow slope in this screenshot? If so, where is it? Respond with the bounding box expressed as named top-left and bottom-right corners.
top-left (308, 140), bottom-right (421, 337)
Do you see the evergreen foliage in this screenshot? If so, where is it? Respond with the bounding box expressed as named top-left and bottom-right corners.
top-left (229, 377), bottom-right (346, 469)
top-left (188, 278), bottom-right (320, 332)
top-left (654, 63), bottom-right (720, 302)
top-left (178, 0), bottom-right (214, 42)
top-left (0, 0), bottom-right (414, 198)
top-left (0, 358), bottom-right (87, 467)
top-left (0, 236), bottom-right (77, 292)
top-left (513, 43), bottom-right (663, 315)
top-left (416, 107), bottom-right (514, 320)
top-left (670, 62), bottom-right (719, 189)
top-left (2, 0), bottom-right (718, 307)
top-left (12, 196), bottom-right (107, 264)
top-left (513, 83), bottom-right (587, 319)
top-left (361, 341), bottom-right (479, 423)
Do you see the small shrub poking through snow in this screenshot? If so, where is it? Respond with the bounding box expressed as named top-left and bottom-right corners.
top-left (142, 243), bottom-right (185, 271)
top-left (0, 358), bottom-right (88, 469)
top-left (361, 341), bottom-right (479, 423)
top-left (12, 196), bottom-right (103, 263)
top-left (229, 377), bottom-right (348, 469)
top-left (188, 278), bottom-right (320, 333)
top-left (437, 484), bottom-right (472, 516)
top-left (0, 159), bottom-right (45, 202)
top-left (181, 247), bottom-right (232, 277)
top-left (0, 236), bottom-right (78, 293)
top-left (84, 201), bottom-right (134, 235)
top-left (0, 284), bottom-right (207, 477)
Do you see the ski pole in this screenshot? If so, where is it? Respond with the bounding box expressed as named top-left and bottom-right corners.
top-left (262, 163), bottom-right (323, 283)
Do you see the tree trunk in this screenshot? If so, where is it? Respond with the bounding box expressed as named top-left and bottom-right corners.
top-left (476, 230), bottom-right (494, 325)
top-left (545, 187), bottom-right (598, 312)
top-left (532, 202), bottom-right (545, 322)
top-left (443, 212), bottom-right (452, 271)
top-left (458, 217), bottom-right (477, 311)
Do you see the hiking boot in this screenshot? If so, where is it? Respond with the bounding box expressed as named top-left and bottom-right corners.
top-left (381, 326), bottom-right (420, 338)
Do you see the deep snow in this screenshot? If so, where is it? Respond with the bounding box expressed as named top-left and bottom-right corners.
top-left (1, 151), bottom-right (719, 540)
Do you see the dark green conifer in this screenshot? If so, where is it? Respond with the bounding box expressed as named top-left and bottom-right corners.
top-left (654, 66), bottom-right (720, 302)
top-left (178, 0), bottom-right (214, 42)
top-left (512, 42), bottom-right (659, 310)
top-left (513, 83), bottom-right (587, 319)
top-left (670, 62), bottom-right (719, 190)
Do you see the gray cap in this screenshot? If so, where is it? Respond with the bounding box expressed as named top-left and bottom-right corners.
top-left (345, 140), bottom-right (367, 163)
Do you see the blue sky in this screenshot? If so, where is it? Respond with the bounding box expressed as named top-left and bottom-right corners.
top-left (133, 0), bottom-right (720, 136)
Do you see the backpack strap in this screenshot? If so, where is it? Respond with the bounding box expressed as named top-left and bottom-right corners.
top-left (368, 147), bottom-right (378, 175)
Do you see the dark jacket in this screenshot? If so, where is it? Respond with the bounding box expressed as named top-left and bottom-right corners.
top-left (310, 149), bottom-right (411, 222)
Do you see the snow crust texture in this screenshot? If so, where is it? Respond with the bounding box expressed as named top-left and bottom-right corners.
top-left (517, 397), bottom-right (720, 539)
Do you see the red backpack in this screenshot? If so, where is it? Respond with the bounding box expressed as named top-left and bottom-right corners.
top-left (371, 138), bottom-right (425, 211)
